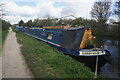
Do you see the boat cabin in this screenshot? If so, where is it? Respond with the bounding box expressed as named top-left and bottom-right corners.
top-left (61, 27), bottom-right (93, 49)
top-left (20, 26), bottom-right (94, 49)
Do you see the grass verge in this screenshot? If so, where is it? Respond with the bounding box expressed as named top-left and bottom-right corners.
top-left (0, 30), bottom-right (2, 51)
top-left (2, 30), bottom-right (8, 42)
top-left (0, 30), bottom-right (8, 52)
top-left (15, 31), bottom-right (104, 78)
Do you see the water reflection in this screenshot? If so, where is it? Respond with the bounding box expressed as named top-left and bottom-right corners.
top-left (95, 37), bottom-right (120, 78)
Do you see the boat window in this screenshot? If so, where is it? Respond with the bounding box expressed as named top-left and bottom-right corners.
top-left (47, 33), bottom-right (53, 40)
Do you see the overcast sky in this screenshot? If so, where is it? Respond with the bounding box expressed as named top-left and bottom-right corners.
top-left (1, 0), bottom-right (118, 24)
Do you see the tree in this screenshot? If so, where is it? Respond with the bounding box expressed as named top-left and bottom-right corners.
top-left (114, 1), bottom-right (120, 22)
top-left (41, 18), bottom-right (52, 26)
top-left (27, 20), bottom-right (32, 27)
top-left (18, 20), bottom-right (24, 26)
top-left (90, 2), bottom-right (111, 23)
top-left (33, 18), bottom-right (41, 27)
top-left (0, 3), bottom-right (7, 18)
top-left (2, 19), bottom-right (11, 30)
top-left (0, 2), bottom-right (10, 30)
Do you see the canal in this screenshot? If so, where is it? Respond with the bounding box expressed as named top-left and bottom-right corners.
top-left (95, 36), bottom-right (120, 78)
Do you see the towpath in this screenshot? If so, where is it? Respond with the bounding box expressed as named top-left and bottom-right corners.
top-left (2, 27), bottom-right (33, 78)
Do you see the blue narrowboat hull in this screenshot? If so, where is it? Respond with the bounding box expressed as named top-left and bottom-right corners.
top-left (17, 27), bottom-right (111, 67)
top-left (25, 32), bottom-right (111, 67)
top-left (25, 32), bottom-right (110, 56)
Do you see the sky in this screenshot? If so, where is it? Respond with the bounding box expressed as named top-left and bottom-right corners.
top-left (1, 0), bottom-right (119, 24)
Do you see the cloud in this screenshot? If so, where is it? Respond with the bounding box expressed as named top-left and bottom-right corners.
top-left (2, 1), bottom-right (36, 17)
top-left (61, 0), bottom-right (95, 19)
top-left (3, 15), bottom-right (37, 24)
top-left (35, 1), bottom-right (63, 18)
top-left (2, 0), bottom-right (95, 2)
top-left (1, 0), bottom-right (95, 24)
top-left (2, 1), bottom-right (63, 24)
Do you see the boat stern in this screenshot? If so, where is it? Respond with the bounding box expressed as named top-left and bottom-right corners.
top-left (79, 49), bottom-right (106, 56)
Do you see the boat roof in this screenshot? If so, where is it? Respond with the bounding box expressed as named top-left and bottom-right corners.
top-left (63, 27), bottom-right (85, 30)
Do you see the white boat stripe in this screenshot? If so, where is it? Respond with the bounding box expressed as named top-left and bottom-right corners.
top-left (25, 33), bottom-right (60, 47)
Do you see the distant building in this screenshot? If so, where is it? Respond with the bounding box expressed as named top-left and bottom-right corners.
top-left (112, 22), bottom-right (120, 25)
top-left (106, 18), bottom-right (119, 31)
top-left (107, 18), bottom-right (119, 26)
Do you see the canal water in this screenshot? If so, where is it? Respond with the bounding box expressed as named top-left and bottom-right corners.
top-left (94, 36), bottom-right (120, 78)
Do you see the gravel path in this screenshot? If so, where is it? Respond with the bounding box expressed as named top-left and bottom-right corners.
top-left (2, 28), bottom-right (33, 78)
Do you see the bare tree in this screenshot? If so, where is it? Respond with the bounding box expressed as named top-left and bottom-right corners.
top-left (114, 1), bottom-right (120, 22)
top-left (0, 3), bottom-right (6, 18)
top-left (90, 2), bottom-right (111, 23)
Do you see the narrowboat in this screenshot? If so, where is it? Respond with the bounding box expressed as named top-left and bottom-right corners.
top-left (17, 26), bottom-right (111, 67)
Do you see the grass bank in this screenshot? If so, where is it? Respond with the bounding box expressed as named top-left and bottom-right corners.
top-left (2, 30), bottom-right (8, 42)
top-left (0, 30), bottom-right (2, 51)
top-left (15, 31), bottom-right (103, 78)
top-left (0, 30), bottom-right (8, 52)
